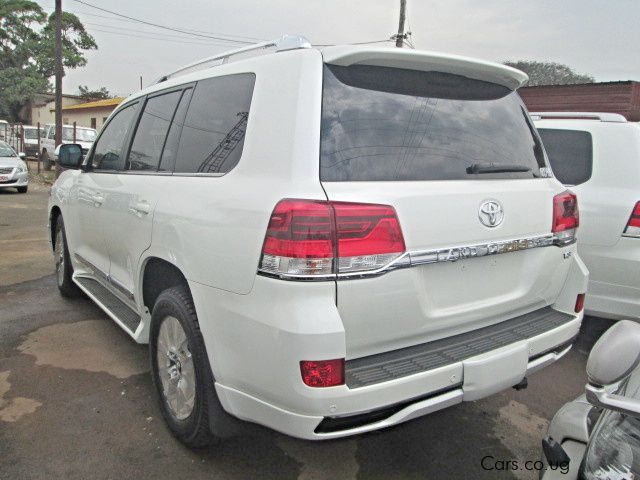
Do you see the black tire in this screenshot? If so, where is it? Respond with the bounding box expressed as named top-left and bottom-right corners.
top-left (150, 286), bottom-right (217, 448)
top-left (54, 217), bottom-right (80, 297)
top-left (17, 186), bottom-right (27, 193)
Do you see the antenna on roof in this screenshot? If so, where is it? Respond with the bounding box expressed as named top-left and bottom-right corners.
top-left (157, 35), bottom-right (312, 83)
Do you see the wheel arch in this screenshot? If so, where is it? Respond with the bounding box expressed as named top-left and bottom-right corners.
top-left (141, 256), bottom-right (191, 314)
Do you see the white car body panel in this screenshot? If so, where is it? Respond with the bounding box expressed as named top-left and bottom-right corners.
top-left (48, 45), bottom-right (588, 439)
top-left (534, 117), bottom-right (640, 320)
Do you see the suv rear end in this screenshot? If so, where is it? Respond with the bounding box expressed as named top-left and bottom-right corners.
top-left (189, 47), bottom-right (588, 439)
top-left (533, 113), bottom-right (640, 320)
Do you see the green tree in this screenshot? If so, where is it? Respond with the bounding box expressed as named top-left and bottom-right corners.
top-left (0, 0), bottom-right (97, 121)
top-left (504, 60), bottom-right (595, 87)
top-left (78, 85), bottom-right (111, 100)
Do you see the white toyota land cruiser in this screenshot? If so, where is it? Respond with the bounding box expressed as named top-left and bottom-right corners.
top-left (48, 36), bottom-right (588, 447)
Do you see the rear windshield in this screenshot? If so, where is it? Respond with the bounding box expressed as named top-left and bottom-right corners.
top-left (537, 128), bottom-right (593, 186)
top-left (320, 64), bottom-right (547, 181)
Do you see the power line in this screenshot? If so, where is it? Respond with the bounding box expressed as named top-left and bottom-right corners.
top-left (72, 0), bottom-right (255, 44)
top-left (67, 9), bottom-right (266, 42)
top-left (86, 27), bottom-right (240, 47)
top-left (83, 22), bottom-right (237, 43)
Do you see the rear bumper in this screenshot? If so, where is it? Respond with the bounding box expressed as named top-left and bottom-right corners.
top-left (215, 318), bottom-right (579, 440)
top-left (580, 238), bottom-right (640, 320)
top-left (191, 261), bottom-right (585, 439)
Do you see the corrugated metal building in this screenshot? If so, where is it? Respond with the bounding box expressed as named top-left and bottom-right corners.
top-left (520, 81), bottom-right (640, 121)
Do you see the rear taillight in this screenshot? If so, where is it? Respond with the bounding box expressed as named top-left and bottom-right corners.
top-left (259, 199), bottom-right (406, 278)
top-left (300, 359), bottom-right (345, 387)
top-left (623, 202), bottom-right (640, 238)
top-left (552, 191), bottom-right (579, 246)
top-left (575, 293), bottom-right (585, 313)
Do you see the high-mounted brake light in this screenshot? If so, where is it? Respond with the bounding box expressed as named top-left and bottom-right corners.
top-left (552, 191), bottom-right (579, 246)
top-left (259, 199), bottom-right (406, 278)
top-left (623, 202), bottom-right (640, 238)
top-left (300, 359), bottom-right (345, 387)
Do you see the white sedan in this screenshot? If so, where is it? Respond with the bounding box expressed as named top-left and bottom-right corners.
top-left (0, 141), bottom-right (29, 193)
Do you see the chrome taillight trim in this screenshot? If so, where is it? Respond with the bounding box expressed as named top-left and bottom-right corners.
top-left (258, 233), bottom-right (574, 281)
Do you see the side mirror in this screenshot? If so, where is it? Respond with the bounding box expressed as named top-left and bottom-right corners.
top-left (57, 144), bottom-right (83, 170)
top-left (585, 320), bottom-right (640, 417)
top-left (18, 152), bottom-right (26, 159)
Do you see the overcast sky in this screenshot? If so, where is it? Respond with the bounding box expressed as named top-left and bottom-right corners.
top-left (35, 0), bottom-right (640, 97)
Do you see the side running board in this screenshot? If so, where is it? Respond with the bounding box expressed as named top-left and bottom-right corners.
top-left (74, 276), bottom-right (141, 333)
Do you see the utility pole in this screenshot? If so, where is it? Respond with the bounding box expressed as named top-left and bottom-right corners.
top-left (54, 0), bottom-right (63, 150)
top-left (395, 0), bottom-right (407, 48)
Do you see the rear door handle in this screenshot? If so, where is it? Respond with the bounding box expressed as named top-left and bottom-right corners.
top-left (129, 200), bottom-right (150, 216)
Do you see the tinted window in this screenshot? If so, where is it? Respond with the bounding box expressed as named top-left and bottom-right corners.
top-left (128, 90), bottom-right (182, 171)
top-left (91, 103), bottom-right (138, 171)
top-left (174, 73), bottom-right (255, 174)
top-left (158, 88), bottom-right (193, 172)
top-left (320, 65), bottom-right (546, 181)
top-left (537, 129), bottom-right (593, 185)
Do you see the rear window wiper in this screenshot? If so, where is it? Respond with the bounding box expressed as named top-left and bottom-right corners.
top-left (466, 163), bottom-right (532, 174)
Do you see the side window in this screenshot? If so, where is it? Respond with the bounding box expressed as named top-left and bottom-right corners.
top-left (174, 73), bottom-right (255, 174)
top-left (91, 103), bottom-right (138, 171)
top-left (158, 88), bottom-right (192, 172)
top-left (48, 128), bottom-right (55, 139)
top-left (127, 90), bottom-right (182, 171)
top-left (537, 129), bottom-right (593, 186)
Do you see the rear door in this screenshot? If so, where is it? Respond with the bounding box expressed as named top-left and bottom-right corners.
top-left (100, 87), bottom-right (191, 299)
top-left (319, 63), bottom-right (568, 359)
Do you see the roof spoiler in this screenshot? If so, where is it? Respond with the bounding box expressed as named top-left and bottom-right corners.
top-left (321, 47), bottom-right (528, 91)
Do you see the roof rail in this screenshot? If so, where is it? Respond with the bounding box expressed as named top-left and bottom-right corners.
top-left (530, 112), bottom-right (627, 123)
top-left (157, 34), bottom-right (312, 83)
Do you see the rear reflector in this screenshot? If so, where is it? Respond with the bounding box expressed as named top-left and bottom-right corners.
top-left (259, 199), bottom-right (405, 278)
top-left (300, 359), bottom-right (345, 387)
top-left (575, 293), bottom-right (585, 313)
top-left (552, 191), bottom-right (579, 245)
top-left (623, 202), bottom-right (640, 238)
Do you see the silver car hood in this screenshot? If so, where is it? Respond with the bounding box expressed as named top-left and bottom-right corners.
top-left (0, 157), bottom-right (21, 167)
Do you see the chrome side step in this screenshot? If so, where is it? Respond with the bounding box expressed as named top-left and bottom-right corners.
top-left (74, 276), bottom-right (141, 334)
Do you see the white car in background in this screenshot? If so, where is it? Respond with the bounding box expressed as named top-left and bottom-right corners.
top-left (0, 140), bottom-right (29, 193)
top-left (22, 125), bottom-right (44, 158)
top-left (533, 112), bottom-right (640, 320)
top-left (48, 36), bottom-right (588, 447)
top-left (41, 123), bottom-right (97, 163)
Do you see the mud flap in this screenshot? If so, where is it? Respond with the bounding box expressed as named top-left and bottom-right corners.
top-left (462, 343), bottom-right (528, 401)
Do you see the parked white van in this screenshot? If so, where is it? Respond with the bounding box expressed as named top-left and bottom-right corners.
top-left (48, 36), bottom-right (588, 446)
top-left (533, 112), bottom-right (640, 320)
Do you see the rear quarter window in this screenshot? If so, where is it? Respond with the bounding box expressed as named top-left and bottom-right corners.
top-left (537, 129), bottom-right (593, 186)
top-left (173, 73), bottom-right (255, 174)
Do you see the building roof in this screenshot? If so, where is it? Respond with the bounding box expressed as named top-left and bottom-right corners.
top-left (61, 97), bottom-right (125, 111)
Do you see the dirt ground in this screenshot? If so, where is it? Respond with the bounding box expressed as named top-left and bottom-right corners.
top-left (0, 187), bottom-right (613, 480)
